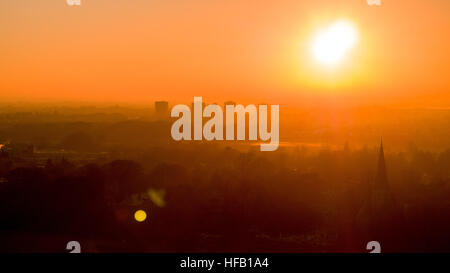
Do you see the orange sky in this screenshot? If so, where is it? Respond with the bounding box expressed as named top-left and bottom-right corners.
top-left (0, 0), bottom-right (449, 106)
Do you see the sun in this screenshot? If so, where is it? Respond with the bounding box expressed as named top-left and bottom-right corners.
top-left (312, 20), bottom-right (358, 65)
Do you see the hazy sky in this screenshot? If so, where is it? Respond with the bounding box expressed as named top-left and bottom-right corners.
top-left (0, 0), bottom-right (449, 106)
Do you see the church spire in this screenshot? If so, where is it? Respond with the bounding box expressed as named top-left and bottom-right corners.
top-left (375, 137), bottom-right (388, 188)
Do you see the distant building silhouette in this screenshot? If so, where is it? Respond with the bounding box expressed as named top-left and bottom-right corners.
top-left (357, 138), bottom-right (403, 246)
top-left (343, 141), bottom-right (350, 154)
top-left (1, 142), bottom-right (35, 157)
top-left (154, 101), bottom-right (169, 121)
top-left (372, 139), bottom-right (392, 202)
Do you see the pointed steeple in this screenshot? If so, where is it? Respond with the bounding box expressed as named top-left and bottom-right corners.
top-left (375, 137), bottom-right (388, 188)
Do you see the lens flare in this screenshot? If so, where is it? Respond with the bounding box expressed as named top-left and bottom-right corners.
top-left (134, 210), bottom-right (147, 222)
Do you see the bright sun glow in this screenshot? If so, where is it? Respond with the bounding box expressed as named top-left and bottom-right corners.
top-left (134, 209), bottom-right (147, 222)
top-left (312, 20), bottom-right (358, 65)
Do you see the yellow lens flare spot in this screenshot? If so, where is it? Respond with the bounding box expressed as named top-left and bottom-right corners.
top-left (148, 188), bottom-right (166, 208)
top-left (312, 20), bottom-right (358, 65)
top-left (134, 209), bottom-right (147, 222)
